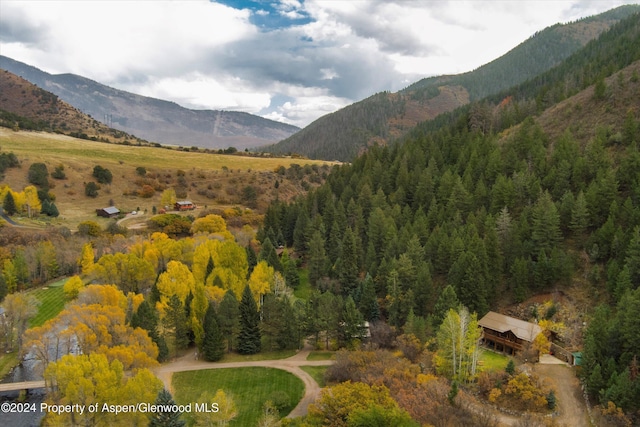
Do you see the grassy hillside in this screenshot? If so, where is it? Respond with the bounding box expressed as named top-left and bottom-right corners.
top-left (0, 129), bottom-right (333, 228)
top-left (0, 69), bottom-right (146, 145)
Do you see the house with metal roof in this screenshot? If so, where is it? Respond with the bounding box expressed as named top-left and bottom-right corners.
top-left (478, 311), bottom-right (542, 355)
top-left (96, 206), bottom-right (120, 218)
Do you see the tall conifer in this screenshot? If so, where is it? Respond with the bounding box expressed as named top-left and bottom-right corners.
top-left (238, 285), bottom-right (261, 354)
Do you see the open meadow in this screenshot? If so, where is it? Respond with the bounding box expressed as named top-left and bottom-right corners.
top-left (173, 367), bottom-right (304, 426)
top-left (0, 129), bottom-right (333, 229)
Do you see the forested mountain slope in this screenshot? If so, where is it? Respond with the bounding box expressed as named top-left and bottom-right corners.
top-left (260, 14), bottom-right (640, 420)
top-left (266, 5), bottom-right (639, 161)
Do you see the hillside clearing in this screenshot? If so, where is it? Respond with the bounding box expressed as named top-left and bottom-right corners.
top-left (0, 129), bottom-right (330, 171)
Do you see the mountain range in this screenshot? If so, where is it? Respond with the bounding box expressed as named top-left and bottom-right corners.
top-left (266, 4), bottom-right (640, 161)
top-left (1, 5), bottom-right (638, 160)
top-left (0, 56), bottom-right (300, 150)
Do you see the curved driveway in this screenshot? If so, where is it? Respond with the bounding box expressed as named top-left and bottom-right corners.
top-left (154, 346), bottom-right (333, 418)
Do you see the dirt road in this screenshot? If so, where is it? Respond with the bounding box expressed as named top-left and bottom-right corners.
top-left (534, 361), bottom-right (590, 427)
top-left (155, 345), bottom-right (333, 418)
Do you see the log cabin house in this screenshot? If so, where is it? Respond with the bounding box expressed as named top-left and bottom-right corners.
top-left (478, 311), bottom-right (542, 355)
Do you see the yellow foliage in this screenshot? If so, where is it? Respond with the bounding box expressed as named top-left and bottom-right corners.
top-left (63, 276), bottom-right (84, 300)
top-left (127, 292), bottom-right (144, 312)
top-left (44, 353), bottom-right (162, 426)
top-left (193, 389), bottom-right (237, 426)
top-left (205, 285), bottom-right (226, 303)
top-left (488, 388), bottom-right (502, 403)
top-left (533, 332), bottom-right (551, 355)
top-left (416, 373), bottom-right (438, 385)
top-left (76, 284), bottom-right (128, 311)
top-left (308, 381), bottom-right (400, 427)
top-left (248, 260), bottom-right (274, 306)
top-left (538, 319), bottom-right (566, 336)
top-left (23, 185), bottom-right (41, 216)
top-left (504, 373), bottom-right (550, 411)
top-left (191, 214), bottom-right (234, 240)
top-left (157, 260), bottom-right (195, 304)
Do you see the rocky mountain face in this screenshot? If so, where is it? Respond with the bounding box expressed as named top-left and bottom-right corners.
top-left (0, 56), bottom-right (300, 150)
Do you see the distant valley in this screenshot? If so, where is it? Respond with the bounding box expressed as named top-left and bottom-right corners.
top-left (0, 55), bottom-right (300, 150)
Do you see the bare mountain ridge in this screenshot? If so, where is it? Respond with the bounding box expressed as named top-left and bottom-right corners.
top-left (0, 69), bottom-right (144, 144)
top-left (0, 56), bottom-right (300, 150)
top-left (267, 4), bottom-right (640, 161)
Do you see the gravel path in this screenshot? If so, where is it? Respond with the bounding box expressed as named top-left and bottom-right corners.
top-left (154, 344), bottom-right (333, 418)
top-left (534, 361), bottom-right (589, 427)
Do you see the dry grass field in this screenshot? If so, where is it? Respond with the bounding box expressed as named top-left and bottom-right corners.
top-left (0, 129), bottom-right (334, 229)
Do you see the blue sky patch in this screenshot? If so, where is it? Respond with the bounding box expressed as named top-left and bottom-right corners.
top-left (214, 0), bottom-right (313, 30)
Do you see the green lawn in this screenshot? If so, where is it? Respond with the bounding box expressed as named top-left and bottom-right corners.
top-left (306, 351), bottom-right (334, 361)
top-left (479, 350), bottom-right (511, 372)
top-left (0, 351), bottom-right (19, 380)
top-left (173, 367), bottom-right (304, 426)
top-left (300, 366), bottom-right (329, 388)
top-left (218, 349), bottom-right (297, 363)
top-left (294, 268), bottom-right (311, 300)
top-left (28, 278), bottom-right (68, 327)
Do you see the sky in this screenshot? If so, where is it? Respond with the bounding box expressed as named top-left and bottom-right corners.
top-left (0, 1), bottom-right (637, 127)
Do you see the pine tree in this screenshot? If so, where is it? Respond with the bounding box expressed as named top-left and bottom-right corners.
top-left (149, 389), bottom-right (185, 427)
top-left (245, 245), bottom-right (257, 276)
top-left (131, 299), bottom-right (168, 362)
top-left (165, 295), bottom-right (189, 356)
top-left (308, 230), bottom-right (328, 286)
top-left (277, 295), bottom-right (299, 350)
top-left (358, 274), bottom-right (380, 321)
top-left (624, 226), bottom-right (640, 285)
top-left (341, 296), bottom-right (365, 347)
top-left (532, 191), bottom-right (562, 254)
top-left (218, 290), bottom-right (240, 352)
top-left (202, 303), bottom-right (226, 361)
top-left (0, 273), bottom-right (7, 303)
top-left (205, 256), bottom-right (215, 283)
top-left (3, 192), bottom-right (16, 215)
top-left (432, 285), bottom-right (460, 328)
top-left (338, 227), bottom-right (359, 296)
top-left (238, 285), bottom-right (261, 354)
top-left (259, 237), bottom-right (282, 272)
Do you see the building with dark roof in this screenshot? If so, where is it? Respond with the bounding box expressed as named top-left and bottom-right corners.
top-left (96, 206), bottom-right (120, 218)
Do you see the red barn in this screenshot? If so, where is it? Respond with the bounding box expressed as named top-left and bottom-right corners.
top-left (174, 201), bottom-right (195, 211)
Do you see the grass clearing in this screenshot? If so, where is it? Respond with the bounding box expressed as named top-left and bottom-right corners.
top-left (294, 268), bottom-right (311, 300)
top-left (0, 351), bottom-right (19, 380)
top-left (300, 366), bottom-right (328, 388)
top-left (0, 129), bottom-right (335, 229)
top-left (28, 278), bottom-right (68, 328)
top-left (0, 129), bottom-right (330, 172)
top-left (306, 351), bottom-right (334, 361)
top-left (219, 349), bottom-right (297, 363)
top-left (173, 367), bottom-right (304, 426)
top-left (479, 349), bottom-right (511, 372)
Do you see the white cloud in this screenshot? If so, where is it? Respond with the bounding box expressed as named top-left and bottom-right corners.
top-left (1, 0), bottom-right (636, 127)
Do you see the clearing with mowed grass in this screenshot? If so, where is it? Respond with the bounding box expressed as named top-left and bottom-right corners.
top-left (172, 367), bottom-right (304, 426)
top-left (28, 278), bottom-right (68, 328)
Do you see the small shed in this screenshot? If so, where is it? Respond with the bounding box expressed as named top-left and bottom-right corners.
top-left (96, 206), bottom-right (120, 218)
top-left (175, 201), bottom-right (195, 211)
top-left (478, 311), bottom-right (542, 355)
